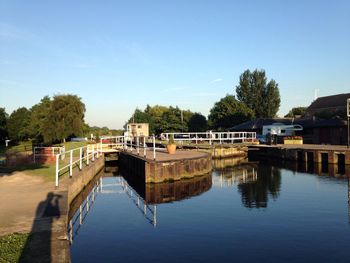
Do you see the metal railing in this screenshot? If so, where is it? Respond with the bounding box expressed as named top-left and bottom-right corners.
top-left (101, 135), bottom-right (161, 160)
top-left (55, 144), bottom-right (102, 187)
top-left (160, 131), bottom-right (256, 144)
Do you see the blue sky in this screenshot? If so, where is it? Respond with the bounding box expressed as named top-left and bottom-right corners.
top-left (0, 0), bottom-right (349, 129)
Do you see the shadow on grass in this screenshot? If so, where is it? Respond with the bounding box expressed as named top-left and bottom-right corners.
top-left (19, 192), bottom-right (62, 263)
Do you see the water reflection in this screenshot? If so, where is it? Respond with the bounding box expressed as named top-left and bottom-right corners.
top-left (213, 158), bottom-right (281, 208)
top-left (121, 172), bottom-right (212, 204)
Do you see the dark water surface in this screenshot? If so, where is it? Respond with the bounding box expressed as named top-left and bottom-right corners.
top-left (69, 159), bottom-right (350, 263)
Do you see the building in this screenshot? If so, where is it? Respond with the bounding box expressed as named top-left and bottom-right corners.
top-left (231, 118), bottom-right (347, 145)
top-left (126, 123), bottom-right (149, 137)
top-left (231, 92), bottom-right (350, 145)
top-left (305, 93), bottom-right (350, 118)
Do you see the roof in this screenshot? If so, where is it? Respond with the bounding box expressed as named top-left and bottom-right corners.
top-left (307, 93), bottom-right (350, 111)
top-left (230, 118), bottom-right (292, 131)
top-left (231, 118), bottom-right (347, 131)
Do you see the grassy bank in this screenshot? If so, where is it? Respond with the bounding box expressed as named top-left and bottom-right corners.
top-left (0, 141), bottom-right (89, 181)
top-left (0, 233), bottom-right (29, 263)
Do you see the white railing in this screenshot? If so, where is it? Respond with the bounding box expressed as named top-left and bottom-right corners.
top-left (101, 135), bottom-right (160, 160)
top-left (33, 146), bottom-right (65, 163)
top-left (100, 136), bottom-right (125, 149)
top-left (160, 131), bottom-right (256, 144)
top-left (55, 144), bottom-right (102, 187)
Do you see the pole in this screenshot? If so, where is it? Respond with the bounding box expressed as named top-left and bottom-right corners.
top-left (79, 147), bottom-right (82, 170)
top-left (69, 150), bottom-right (73, 177)
top-left (92, 145), bottom-right (95, 161)
top-left (55, 154), bottom-right (59, 187)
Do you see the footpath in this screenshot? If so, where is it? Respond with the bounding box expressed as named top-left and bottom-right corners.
top-left (0, 172), bottom-right (70, 262)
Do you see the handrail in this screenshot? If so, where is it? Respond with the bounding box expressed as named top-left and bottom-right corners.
top-left (55, 144), bottom-right (102, 187)
top-left (160, 131), bottom-right (256, 144)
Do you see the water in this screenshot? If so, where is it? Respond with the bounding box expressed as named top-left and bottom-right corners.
top-left (69, 159), bottom-right (350, 263)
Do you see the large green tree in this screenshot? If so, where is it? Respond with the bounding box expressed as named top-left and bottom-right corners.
top-left (236, 69), bottom-right (280, 118)
top-left (28, 96), bottom-right (51, 141)
top-left (42, 94), bottom-right (86, 143)
top-left (208, 95), bottom-right (255, 130)
top-left (7, 107), bottom-right (31, 141)
top-left (188, 113), bottom-right (207, 132)
top-left (0, 108), bottom-right (8, 142)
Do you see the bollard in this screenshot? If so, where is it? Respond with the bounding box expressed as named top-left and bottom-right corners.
top-left (137, 136), bottom-right (140, 155)
top-left (86, 147), bottom-right (89, 165)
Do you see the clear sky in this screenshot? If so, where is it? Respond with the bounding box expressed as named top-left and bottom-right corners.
top-left (0, 0), bottom-right (349, 129)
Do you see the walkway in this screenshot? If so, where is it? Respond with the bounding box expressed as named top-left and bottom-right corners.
top-left (123, 148), bottom-right (209, 161)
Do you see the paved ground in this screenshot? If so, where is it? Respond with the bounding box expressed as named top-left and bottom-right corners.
top-left (0, 172), bottom-right (70, 262)
top-left (0, 172), bottom-right (56, 236)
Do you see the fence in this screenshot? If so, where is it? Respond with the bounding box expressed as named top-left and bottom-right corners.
top-left (55, 144), bottom-right (101, 187)
top-left (161, 131), bottom-right (256, 144)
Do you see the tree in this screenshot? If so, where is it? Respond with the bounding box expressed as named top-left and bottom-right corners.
top-left (0, 108), bottom-right (8, 142)
top-left (208, 95), bottom-right (255, 130)
top-left (126, 105), bottom-right (195, 134)
top-left (188, 113), bottom-right (207, 132)
top-left (284, 107), bottom-right (307, 118)
top-left (28, 96), bottom-right (51, 141)
top-left (236, 69), bottom-right (280, 118)
top-left (42, 94), bottom-right (86, 143)
top-left (7, 107), bottom-right (31, 141)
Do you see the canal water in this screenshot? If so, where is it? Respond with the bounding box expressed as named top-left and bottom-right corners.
top-left (69, 159), bottom-right (350, 263)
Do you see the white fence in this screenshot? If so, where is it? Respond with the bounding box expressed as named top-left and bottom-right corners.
top-left (55, 144), bottom-right (101, 187)
top-left (161, 132), bottom-right (256, 144)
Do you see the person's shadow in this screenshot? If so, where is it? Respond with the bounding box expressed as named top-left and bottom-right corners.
top-left (19, 192), bottom-right (62, 263)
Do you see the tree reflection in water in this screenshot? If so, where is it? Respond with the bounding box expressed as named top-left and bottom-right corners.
top-left (237, 165), bottom-right (281, 208)
top-left (213, 158), bottom-right (281, 209)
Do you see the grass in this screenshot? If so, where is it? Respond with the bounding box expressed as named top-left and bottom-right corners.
top-left (0, 141), bottom-right (90, 181)
top-left (0, 233), bottom-right (29, 263)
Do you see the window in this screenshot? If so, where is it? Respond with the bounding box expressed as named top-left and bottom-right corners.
top-left (138, 125), bottom-right (142, 129)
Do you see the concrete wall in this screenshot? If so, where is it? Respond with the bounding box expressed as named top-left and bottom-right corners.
top-left (65, 157), bottom-right (104, 205)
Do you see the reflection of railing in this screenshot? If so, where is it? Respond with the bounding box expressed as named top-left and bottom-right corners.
top-left (119, 177), bottom-right (157, 227)
top-left (68, 176), bottom-right (157, 243)
top-left (68, 178), bottom-right (100, 244)
top-left (213, 168), bottom-right (258, 187)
